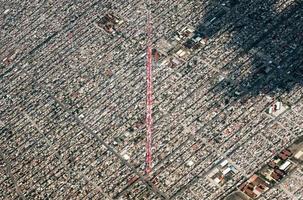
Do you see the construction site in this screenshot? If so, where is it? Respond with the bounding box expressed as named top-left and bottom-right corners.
top-left (1, 0), bottom-right (303, 199)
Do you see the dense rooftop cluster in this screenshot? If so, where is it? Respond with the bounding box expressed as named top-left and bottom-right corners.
top-left (0, 0), bottom-right (302, 199)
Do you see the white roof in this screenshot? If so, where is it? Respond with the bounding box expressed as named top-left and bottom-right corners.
top-left (208, 168), bottom-right (219, 177)
top-left (279, 160), bottom-right (291, 171)
top-left (220, 159), bottom-right (228, 167)
top-left (122, 154), bottom-right (130, 160)
top-left (186, 160), bottom-right (194, 167)
top-left (222, 167), bottom-right (232, 175)
top-left (214, 177), bottom-right (221, 183)
top-left (294, 151), bottom-right (303, 159)
top-left (124, 132), bottom-right (130, 137)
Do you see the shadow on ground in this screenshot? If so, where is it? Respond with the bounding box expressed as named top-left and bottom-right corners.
top-left (193, 0), bottom-right (303, 99)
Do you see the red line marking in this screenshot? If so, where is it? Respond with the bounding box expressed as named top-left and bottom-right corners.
top-left (145, 4), bottom-right (153, 175)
